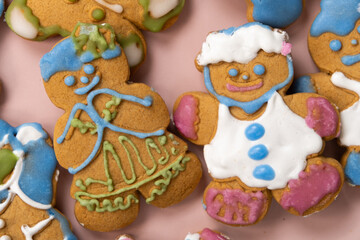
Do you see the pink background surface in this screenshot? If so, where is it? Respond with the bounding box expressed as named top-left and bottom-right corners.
top-left (0, 0), bottom-right (358, 239)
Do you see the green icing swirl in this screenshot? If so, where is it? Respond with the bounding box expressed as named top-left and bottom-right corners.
top-left (139, 0), bottom-right (185, 32)
top-left (74, 134), bottom-right (189, 212)
top-left (0, 149), bottom-right (19, 184)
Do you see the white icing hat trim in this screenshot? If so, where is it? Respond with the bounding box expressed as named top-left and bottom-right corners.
top-left (149, 0), bottom-right (179, 18)
top-left (197, 24), bottom-right (288, 66)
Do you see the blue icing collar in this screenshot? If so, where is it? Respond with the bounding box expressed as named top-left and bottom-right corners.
top-left (310, 0), bottom-right (360, 37)
top-left (204, 55), bottom-right (294, 114)
top-left (40, 38), bottom-right (121, 81)
top-left (251, 0), bottom-right (303, 28)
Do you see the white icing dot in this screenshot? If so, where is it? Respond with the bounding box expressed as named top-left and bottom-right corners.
top-left (124, 43), bottom-right (143, 67)
top-left (148, 0), bottom-right (179, 18)
top-left (0, 218), bottom-right (5, 229)
top-left (9, 7), bottom-right (38, 39)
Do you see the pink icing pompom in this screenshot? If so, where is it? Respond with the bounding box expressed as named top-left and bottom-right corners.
top-left (173, 95), bottom-right (199, 140)
top-left (281, 41), bottom-right (292, 56)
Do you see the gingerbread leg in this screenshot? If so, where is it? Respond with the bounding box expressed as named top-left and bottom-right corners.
top-left (272, 157), bottom-right (344, 216)
top-left (203, 178), bottom-right (271, 226)
top-left (138, 152), bottom-right (202, 208)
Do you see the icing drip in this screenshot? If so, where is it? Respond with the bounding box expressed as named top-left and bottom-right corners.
top-left (93, 0), bottom-right (123, 13)
top-left (280, 163), bottom-right (341, 215)
top-left (205, 187), bottom-right (266, 225)
top-left (21, 215), bottom-right (55, 240)
top-left (148, 0), bottom-right (179, 18)
top-left (173, 95), bottom-right (198, 140)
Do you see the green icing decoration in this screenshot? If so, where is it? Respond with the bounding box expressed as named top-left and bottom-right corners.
top-left (105, 96), bottom-right (122, 109)
top-left (6, 0), bottom-right (70, 41)
top-left (75, 135), bottom-right (189, 212)
top-left (71, 119), bottom-right (97, 134)
top-left (71, 22), bottom-right (116, 58)
top-left (92, 8), bottom-right (106, 21)
top-left (103, 96), bottom-right (121, 122)
top-left (0, 149), bottom-right (19, 184)
top-left (138, 0), bottom-right (185, 32)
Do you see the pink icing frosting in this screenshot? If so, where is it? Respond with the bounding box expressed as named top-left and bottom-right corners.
top-left (205, 187), bottom-right (266, 225)
top-left (173, 95), bottom-right (198, 140)
top-left (200, 228), bottom-right (228, 240)
top-left (226, 82), bottom-right (263, 92)
top-left (305, 97), bottom-right (338, 137)
top-left (280, 163), bottom-right (341, 215)
top-left (281, 41), bottom-right (292, 56)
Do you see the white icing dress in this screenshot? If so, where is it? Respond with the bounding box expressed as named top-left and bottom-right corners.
top-left (204, 92), bottom-right (322, 190)
top-left (330, 72), bottom-right (360, 147)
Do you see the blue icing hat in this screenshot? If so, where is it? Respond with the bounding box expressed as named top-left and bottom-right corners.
top-left (310, 0), bottom-right (360, 37)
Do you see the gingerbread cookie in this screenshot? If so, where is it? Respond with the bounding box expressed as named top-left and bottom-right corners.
top-left (173, 22), bottom-right (344, 226)
top-left (245, 0), bottom-right (304, 28)
top-left (0, 120), bottom-right (76, 240)
top-left (291, 0), bottom-right (360, 186)
top-left (40, 23), bottom-right (202, 232)
top-left (6, 0), bottom-right (185, 68)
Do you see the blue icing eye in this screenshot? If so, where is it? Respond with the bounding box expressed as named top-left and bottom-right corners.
top-left (228, 68), bottom-right (238, 77)
top-left (253, 64), bottom-right (265, 76)
top-left (248, 144), bottom-right (268, 161)
top-left (64, 76), bottom-right (75, 86)
top-left (84, 64), bottom-right (95, 74)
top-left (329, 40), bottom-right (342, 52)
top-left (358, 25), bottom-right (360, 34)
top-left (253, 165), bottom-right (275, 181)
top-left (81, 76), bottom-right (89, 84)
top-left (351, 39), bottom-right (358, 45)
top-left (245, 123), bottom-right (265, 141)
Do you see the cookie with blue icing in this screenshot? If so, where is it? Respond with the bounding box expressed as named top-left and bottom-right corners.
top-left (246, 0), bottom-right (304, 28)
top-left (5, 0), bottom-right (185, 69)
top-left (174, 22), bottom-right (344, 226)
top-left (40, 23), bottom-right (202, 232)
top-left (292, 0), bottom-right (360, 187)
top-left (0, 120), bottom-right (77, 240)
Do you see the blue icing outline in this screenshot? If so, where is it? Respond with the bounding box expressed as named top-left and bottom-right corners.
top-left (251, 0), bottom-right (303, 28)
top-left (57, 88), bottom-right (165, 174)
top-left (310, 0), bottom-right (360, 37)
top-left (204, 55), bottom-right (294, 114)
top-left (47, 208), bottom-right (77, 240)
top-left (219, 22), bottom-right (272, 36)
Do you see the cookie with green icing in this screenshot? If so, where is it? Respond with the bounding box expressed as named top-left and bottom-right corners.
top-left (5, 0), bottom-right (185, 69)
top-left (40, 23), bottom-right (202, 232)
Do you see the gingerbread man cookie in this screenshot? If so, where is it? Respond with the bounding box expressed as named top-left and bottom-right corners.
top-left (174, 23), bottom-right (344, 225)
top-left (6, 0), bottom-right (185, 68)
top-left (291, 0), bottom-right (360, 186)
top-left (40, 23), bottom-right (202, 232)
top-left (0, 120), bottom-right (76, 240)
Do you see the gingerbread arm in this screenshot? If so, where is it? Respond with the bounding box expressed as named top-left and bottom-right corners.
top-left (173, 92), bottom-right (219, 146)
top-left (284, 93), bottom-right (340, 141)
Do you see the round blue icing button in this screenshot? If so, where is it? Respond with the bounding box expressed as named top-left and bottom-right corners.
top-left (245, 123), bottom-right (265, 141)
top-left (253, 164), bottom-right (275, 181)
top-left (64, 76), bottom-right (75, 86)
top-left (329, 40), bottom-right (342, 52)
top-left (248, 144), bottom-right (268, 160)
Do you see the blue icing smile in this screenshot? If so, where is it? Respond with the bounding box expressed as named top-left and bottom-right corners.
top-left (310, 0), bottom-right (360, 37)
top-left (342, 53), bottom-right (360, 66)
top-left (253, 164), bottom-right (275, 181)
top-left (251, 0), bottom-right (303, 28)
